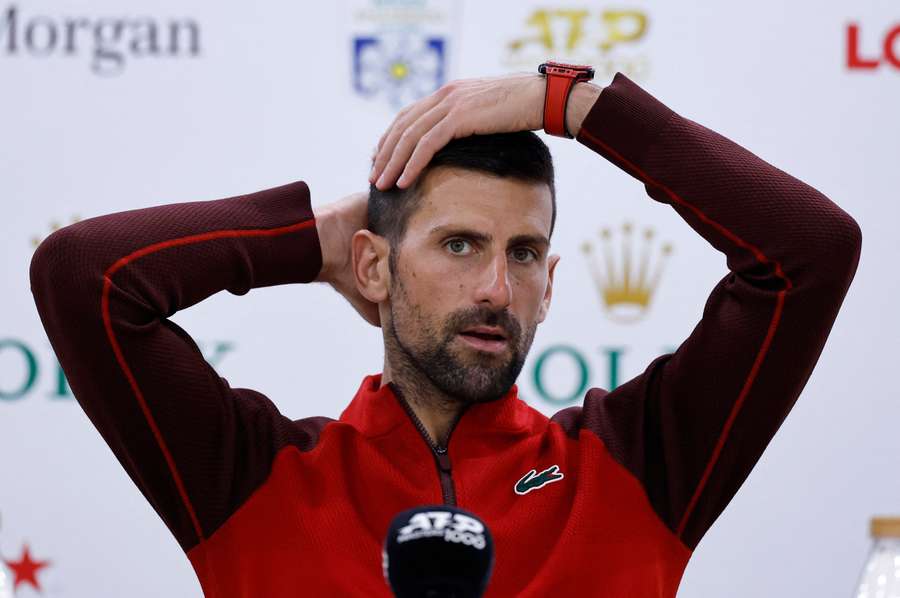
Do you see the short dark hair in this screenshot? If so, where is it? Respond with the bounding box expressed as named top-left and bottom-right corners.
top-left (367, 131), bottom-right (556, 247)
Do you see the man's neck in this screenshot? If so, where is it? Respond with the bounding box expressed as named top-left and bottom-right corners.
top-left (381, 358), bottom-right (464, 449)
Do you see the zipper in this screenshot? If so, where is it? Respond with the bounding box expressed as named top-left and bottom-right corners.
top-left (389, 383), bottom-right (466, 506)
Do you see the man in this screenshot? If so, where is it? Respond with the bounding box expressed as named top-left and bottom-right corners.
top-left (30, 66), bottom-right (860, 597)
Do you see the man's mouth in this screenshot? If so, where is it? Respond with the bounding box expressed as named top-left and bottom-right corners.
top-left (458, 326), bottom-right (509, 353)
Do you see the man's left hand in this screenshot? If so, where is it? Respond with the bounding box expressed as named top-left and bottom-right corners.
top-left (368, 73), bottom-right (545, 191)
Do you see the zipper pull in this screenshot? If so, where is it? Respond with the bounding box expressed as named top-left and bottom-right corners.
top-left (434, 447), bottom-right (452, 473)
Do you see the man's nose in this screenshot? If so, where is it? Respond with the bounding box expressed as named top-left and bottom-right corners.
top-left (474, 252), bottom-right (512, 309)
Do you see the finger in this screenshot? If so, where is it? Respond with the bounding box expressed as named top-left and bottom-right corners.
top-left (376, 102), bottom-right (417, 153)
top-left (371, 106), bottom-right (433, 185)
top-left (370, 104), bottom-right (427, 184)
top-left (376, 103), bottom-right (449, 190)
top-left (369, 113), bottom-right (408, 183)
top-left (374, 106), bottom-right (410, 159)
top-left (370, 92), bottom-right (445, 184)
top-left (396, 115), bottom-right (454, 188)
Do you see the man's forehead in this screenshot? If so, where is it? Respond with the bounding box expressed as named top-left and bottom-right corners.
top-left (410, 166), bottom-right (553, 238)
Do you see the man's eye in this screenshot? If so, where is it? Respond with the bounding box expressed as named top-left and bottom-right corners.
top-left (446, 239), bottom-right (472, 255)
top-left (511, 247), bottom-right (536, 263)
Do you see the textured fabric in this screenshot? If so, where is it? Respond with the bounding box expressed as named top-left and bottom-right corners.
top-left (30, 73), bottom-right (861, 597)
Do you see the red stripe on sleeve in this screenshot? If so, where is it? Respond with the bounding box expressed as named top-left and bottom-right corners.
top-left (100, 219), bottom-right (317, 542)
top-left (578, 127), bottom-right (793, 540)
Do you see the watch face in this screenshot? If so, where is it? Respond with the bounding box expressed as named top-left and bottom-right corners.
top-left (538, 62), bottom-right (595, 80)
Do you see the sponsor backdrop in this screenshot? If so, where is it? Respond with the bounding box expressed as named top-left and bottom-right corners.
top-left (1, 0), bottom-right (897, 595)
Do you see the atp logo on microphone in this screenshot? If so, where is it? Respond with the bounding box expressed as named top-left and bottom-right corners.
top-left (384, 506), bottom-right (495, 596)
top-left (397, 510), bottom-right (487, 550)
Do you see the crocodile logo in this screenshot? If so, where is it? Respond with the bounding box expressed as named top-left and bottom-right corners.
top-left (514, 464), bottom-right (565, 495)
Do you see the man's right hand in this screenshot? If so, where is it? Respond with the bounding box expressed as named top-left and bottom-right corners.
top-left (314, 192), bottom-right (381, 327)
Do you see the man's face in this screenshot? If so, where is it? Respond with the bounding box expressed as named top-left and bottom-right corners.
top-left (386, 165), bottom-right (557, 404)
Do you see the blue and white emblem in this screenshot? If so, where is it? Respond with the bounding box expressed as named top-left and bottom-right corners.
top-left (352, 33), bottom-right (446, 108)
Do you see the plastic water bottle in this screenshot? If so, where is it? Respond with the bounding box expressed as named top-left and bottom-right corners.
top-left (854, 517), bottom-right (900, 598)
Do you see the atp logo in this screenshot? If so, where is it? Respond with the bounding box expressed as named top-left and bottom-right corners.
top-left (503, 7), bottom-right (651, 80)
top-left (514, 464), bottom-right (565, 496)
top-left (397, 510), bottom-right (487, 550)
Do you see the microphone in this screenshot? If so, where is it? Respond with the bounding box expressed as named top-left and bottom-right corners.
top-left (383, 505), bottom-right (495, 598)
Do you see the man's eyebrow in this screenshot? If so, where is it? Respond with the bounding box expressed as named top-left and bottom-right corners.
top-left (428, 225), bottom-right (492, 244)
top-left (508, 234), bottom-right (550, 250)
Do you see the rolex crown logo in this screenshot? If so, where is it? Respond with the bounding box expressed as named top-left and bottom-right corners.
top-left (581, 222), bottom-right (673, 323)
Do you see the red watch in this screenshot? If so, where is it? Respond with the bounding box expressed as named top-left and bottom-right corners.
top-left (538, 61), bottom-right (595, 138)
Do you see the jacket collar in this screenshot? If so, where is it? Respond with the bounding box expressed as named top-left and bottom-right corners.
top-left (338, 374), bottom-right (536, 444)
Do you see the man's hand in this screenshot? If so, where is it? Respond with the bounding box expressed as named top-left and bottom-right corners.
top-left (368, 72), bottom-right (603, 191)
top-left (368, 73), bottom-right (545, 191)
top-left (314, 192), bottom-right (381, 327)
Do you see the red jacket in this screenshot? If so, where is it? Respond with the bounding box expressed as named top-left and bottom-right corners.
top-left (30, 73), bottom-right (861, 596)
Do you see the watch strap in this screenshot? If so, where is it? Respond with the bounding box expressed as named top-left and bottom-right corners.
top-left (539, 62), bottom-right (595, 138)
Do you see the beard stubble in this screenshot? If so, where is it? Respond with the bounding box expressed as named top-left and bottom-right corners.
top-left (386, 273), bottom-right (537, 406)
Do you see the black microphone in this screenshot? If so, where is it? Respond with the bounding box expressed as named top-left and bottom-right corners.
top-left (383, 505), bottom-right (495, 598)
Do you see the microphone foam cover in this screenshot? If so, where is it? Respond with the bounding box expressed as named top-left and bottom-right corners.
top-left (383, 505), bottom-right (495, 598)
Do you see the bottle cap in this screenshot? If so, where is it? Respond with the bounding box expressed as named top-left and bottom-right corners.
top-left (871, 517), bottom-right (900, 538)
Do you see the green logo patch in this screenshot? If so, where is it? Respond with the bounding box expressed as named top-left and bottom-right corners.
top-left (514, 464), bottom-right (565, 495)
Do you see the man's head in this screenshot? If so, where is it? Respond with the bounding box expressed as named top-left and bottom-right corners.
top-left (368, 132), bottom-right (557, 250)
top-left (352, 132), bottom-right (559, 405)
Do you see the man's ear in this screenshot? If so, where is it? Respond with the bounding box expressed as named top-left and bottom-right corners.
top-left (352, 230), bottom-right (391, 303)
top-left (537, 253), bottom-right (560, 324)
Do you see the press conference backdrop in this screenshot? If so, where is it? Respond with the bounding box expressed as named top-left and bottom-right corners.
top-left (1, 0), bottom-right (896, 595)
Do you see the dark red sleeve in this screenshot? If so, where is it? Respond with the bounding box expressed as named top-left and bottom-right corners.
top-left (29, 181), bottom-right (332, 552)
top-left (551, 73), bottom-right (862, 549)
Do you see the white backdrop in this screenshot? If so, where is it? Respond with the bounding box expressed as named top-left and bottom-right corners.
top-left (2, 1), bottom-right (898, 596)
